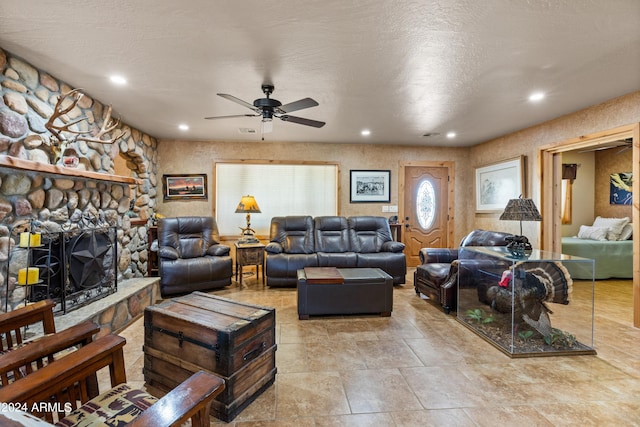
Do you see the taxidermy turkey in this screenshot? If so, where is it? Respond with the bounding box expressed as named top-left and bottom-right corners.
top-left (485, 261), bottom-right (572, 338)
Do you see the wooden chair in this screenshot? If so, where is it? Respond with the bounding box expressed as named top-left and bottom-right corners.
top-left (0, 299), bottom-right (56, 352)
top-left (0, 333), bottom-right (225, 426)
top-left (0, 300), bottom-right (100, 387)
top-left (0, 320), bottom-right (99, 386)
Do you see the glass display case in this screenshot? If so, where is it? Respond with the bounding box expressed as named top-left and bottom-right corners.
top-left (457, 246), bottom-right (596, 357)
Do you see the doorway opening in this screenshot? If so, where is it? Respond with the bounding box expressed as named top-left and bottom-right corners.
top-left (539, 123), bottom-right (640, 328)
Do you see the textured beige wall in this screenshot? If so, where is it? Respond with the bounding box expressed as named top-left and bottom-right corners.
top-left (156, 139), bottom-right (470, 241)
top-left (595, 147), bottom-right (633, 219)
top-left (470, 91), bottom-right (640, 247)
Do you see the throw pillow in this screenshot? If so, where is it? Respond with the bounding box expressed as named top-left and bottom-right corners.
top-left (577, 225), bottom-right (608, 241)
top-left (592, 216), bottom-right (629, 241)
top-left (619, 223), bottom-right (633, 241)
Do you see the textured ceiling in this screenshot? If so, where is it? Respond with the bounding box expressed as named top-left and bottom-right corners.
top-left (0, 0), bottom-right (639, 147)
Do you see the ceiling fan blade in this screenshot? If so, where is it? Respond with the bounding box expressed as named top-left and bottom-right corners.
top-left (217, 93), bottom-right (259, 111)
top-left (277, 97), bottom-right (319, 114)
top-left (204, 114), bottom-right (260, 120)
top-left (279, 115), bottom-right (325, 128)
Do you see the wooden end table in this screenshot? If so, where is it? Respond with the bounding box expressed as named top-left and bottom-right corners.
top-left (234, 242), bottom-right (265, 285)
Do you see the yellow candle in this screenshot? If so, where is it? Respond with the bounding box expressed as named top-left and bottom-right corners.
top-left (18, 267), bottom-right (39, 285)
top-left (19, 232), bottom-right (41, 247)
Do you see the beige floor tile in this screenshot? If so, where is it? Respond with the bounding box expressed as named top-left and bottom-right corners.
top-left (341, 368), bottom-right (423, 413)
top-left (104, 273), bottom-right (640, 425)
top-left (275, 371), bottom-right (351, 418)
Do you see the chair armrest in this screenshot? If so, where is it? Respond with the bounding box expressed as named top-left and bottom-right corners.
top-left (381, 241), bottom-right (405, 252)
top-left (159, 246), bottom-right (179, 260)
top-left (127, 371), bottom-right (225, 427)
top-left (0, 300), bottom-right (56, 346)
top-left (0, 320), bottom-right (99, 386)
top-left (0, 334), bottom-right (127, 409)
top-left (207, 244), bottom-right (230, 256)
top-left (265, 242), bottom-right (283, 254)
top-left (419, 248), bottom-right (458, 264)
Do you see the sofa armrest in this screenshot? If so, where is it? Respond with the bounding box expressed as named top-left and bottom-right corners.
top-left (381, 241), bottom-right (405, 252)
top-left (419, 248), bottom-right (458, 264)
top-left (127, 371), bottom-right (225, 427)
top-left (159, 246), bottom-right (179, 260)
top-left (265, 242), bottom-right (283, 254)
top-left (207, 244), bottom-right (230, 256)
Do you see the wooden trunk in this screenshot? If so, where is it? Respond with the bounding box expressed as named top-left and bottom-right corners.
top-left (143, 292), bottom-right (276, 422)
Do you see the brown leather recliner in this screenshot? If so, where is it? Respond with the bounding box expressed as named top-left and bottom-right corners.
top-left (414, 229), bottom-right (513, 314)
top-left (157, 216), bottom-right (233, 297)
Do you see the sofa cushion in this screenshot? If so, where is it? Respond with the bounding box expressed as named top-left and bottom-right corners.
top-left (269, 216), bottom-right (315, 254)
top-left (159, 216), bottom-right (223, 259)
top-left (55, 383), bottom-right (157, 427)
top-left (314, 216), bottom-right (350, 252)
top-left (317, 252), bottom-right (357, 267)
top-left (348, 216), bottom-right (393, 253)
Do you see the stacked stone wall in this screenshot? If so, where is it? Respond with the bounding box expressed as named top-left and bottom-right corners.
top-left (0, 48), bottom-right (158, 311)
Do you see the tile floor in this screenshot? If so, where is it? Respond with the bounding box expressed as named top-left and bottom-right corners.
top-left (116, 269), bottom-right (640, 426)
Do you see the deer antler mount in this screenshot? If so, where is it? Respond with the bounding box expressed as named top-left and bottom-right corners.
top-left (44, 89), bottom-right (123, 166)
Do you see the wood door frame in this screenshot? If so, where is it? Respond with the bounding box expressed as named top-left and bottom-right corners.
top-left (539, 123), bottom-right (640, 328)
top-left (399, 161), bottom-right (455, 248)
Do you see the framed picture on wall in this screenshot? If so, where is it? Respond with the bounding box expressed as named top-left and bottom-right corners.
top-left (350, 170), bottom-right (391, 203)
top-left (162, 174), bottom-right (208, 200)
top-left (475, 156), bottom-right (524, 212)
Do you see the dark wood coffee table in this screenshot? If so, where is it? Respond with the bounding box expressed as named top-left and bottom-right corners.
top-left (296, 267), bottom-right (393, 319)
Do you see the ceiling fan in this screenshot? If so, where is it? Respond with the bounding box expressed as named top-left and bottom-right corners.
top-left (205, 84), bottom-right (325, 135)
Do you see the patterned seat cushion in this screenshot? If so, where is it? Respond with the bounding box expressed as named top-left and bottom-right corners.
top-left (55, 384), bottom-right (157, 427)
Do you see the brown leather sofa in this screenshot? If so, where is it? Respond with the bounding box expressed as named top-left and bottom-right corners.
top-left (265, 215), bottom-right (406, 287)
top-left (414, 229), bottom-right (513, 314)
top-left (157, 216), bottom-right (233, 296)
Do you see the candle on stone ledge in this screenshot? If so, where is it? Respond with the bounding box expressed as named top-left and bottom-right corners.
top-left (19, 232), bottom-right (41, 248)
top-left (18, 267), bottom-right (39, 285)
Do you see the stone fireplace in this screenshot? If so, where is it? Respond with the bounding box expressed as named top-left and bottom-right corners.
top-left (0, 48), bottom-right (158, 313)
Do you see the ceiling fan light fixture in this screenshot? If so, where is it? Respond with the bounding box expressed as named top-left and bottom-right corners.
top-left (207, 85), bottom-right (325, 130)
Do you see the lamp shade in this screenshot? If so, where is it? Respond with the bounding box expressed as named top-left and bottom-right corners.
top-left (235, 195), bottom-right (261, 213)
top-left (499, 197), bottom-right (542, 222)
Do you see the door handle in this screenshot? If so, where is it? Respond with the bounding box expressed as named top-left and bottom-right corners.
top-left (404, 217), bottom-right (410, 228)
top-left (404, 223), bottom-right (410, 228)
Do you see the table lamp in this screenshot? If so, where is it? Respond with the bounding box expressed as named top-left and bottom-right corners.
top-left (235, 195), bottom-right (261, 243)
top-left (499, 195), bottom-right (542, 257)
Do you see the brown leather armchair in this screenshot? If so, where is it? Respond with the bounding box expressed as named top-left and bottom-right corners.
top-left (414, 229), bottom-right (513, 314)
top-left (157, 216), bottom-right (233, 296)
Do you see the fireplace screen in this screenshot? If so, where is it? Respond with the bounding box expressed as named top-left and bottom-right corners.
top-left (4, 221), bottom-right (118, 314)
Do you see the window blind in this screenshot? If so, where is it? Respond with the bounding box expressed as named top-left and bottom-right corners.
top-left (215, 163), bottom-right (338, 237)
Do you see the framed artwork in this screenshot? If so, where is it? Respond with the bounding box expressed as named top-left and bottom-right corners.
top-left (475, 156), bottom-right (524, 212)
top-left (350, 170), bottom-right (391, 203)
top-left (162, 174), bottom-right (207, 200)
top-left (610, 172), bottom-right (632, 205)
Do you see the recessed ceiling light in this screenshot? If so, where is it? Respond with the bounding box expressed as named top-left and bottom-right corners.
top-left (529, 92), bottom-right (545, 102)
top-left (178, 124), bottom-right (189, 131)
top-left (361, 129), bottom-right (371, 137)
top-left (446, 132), bottom-right (456, 139)
top-left (109, 75), bottom-right (127, 85)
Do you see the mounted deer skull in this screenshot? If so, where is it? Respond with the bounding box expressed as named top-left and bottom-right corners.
top-left (44, 88), bottom-right (123, 165)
